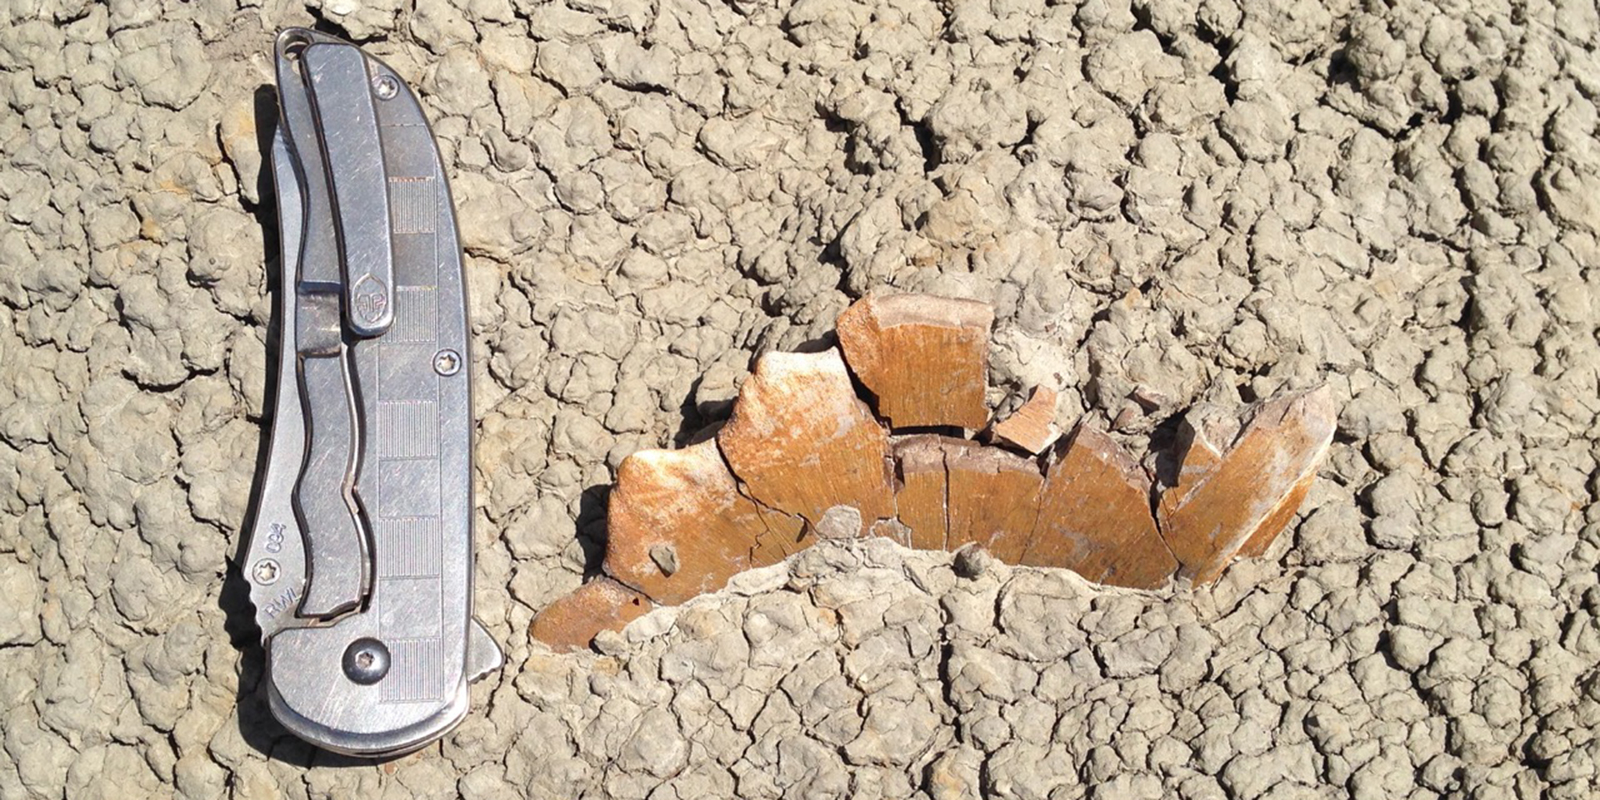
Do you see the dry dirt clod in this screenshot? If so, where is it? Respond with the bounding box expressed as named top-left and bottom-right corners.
top-left (717, 348), bottom-right (895, 533)
top-left (836, 294), bottom-right (995, 430)
top-left (1025, 424), bottom-right (1178, 588)
top-left (604, 440), bottom-right (805, 605)
top-left (1156, 387), bottom-right (1337, 584)
top-left (988, 386), bottom-right (1063, 455)
top-left (529, 577), bottom-right (654, 654)
top-left (950, 545), bottom-right (996, 580)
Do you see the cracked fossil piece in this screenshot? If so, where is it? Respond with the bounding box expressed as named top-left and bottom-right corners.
top-left (531, 294), bottom-right (1339, 651)
top-left (530, 577), bottom-right (654, 654)
top-left (837, 293), bottom-right (994, 430)
top-left (1156, 387), bottom-right (1337, 583)
top-left (988, 386), bottom-right (1063, 455)
top-left (717, 348), bottom-right (895, 533)
top-left (892, 435), bottom-right (958, 552)
top-left (1154, 402), bottom-right (1240, 519)
top-left (943, 441), bottom-right (1044, 564)
top-left (603, 439), bottom-right (805, 605)
top-left (1024, 425), bottom-right (1178, 588)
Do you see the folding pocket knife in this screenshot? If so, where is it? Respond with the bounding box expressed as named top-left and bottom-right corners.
top-left (245, 27), bottom-right (502, 757)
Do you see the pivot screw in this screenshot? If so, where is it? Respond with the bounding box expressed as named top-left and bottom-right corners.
top-left (372, 74), bottom-right (399, 100)
top-left (433, 349), bottom-right (461, 376)
top-left (343, 638), bottom-right (391, 685)
top-left (252, 559), bottom-right (280, 585)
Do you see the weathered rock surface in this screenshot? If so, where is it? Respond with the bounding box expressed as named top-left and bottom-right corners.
top-left (7, 1), bottom-right (1598, 798)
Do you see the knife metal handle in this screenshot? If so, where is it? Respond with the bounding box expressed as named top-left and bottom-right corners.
top-left (293, 350), bottom-right (367, 618)
top-left (245, 27), bottom-right (502, 758)
top-left (302, 41), bottom-right (395, 337)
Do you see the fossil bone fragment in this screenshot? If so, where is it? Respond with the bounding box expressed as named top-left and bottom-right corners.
top-left (836, 293), bottom-right (994, 430)
top-left (604, 440), bottom-right (806, 605)
top-left (1154, 387), bottom-right (1337, 583)
top-left (988, 386), bottom-right (1063, 454)
top-left (891, 435), bottom-right (956, 552)
top-left (531, 295), bottom-right (1338, 651)
top-left (716, 348), bottom-right (895, 534)
top-left (943, 441), bottom-right (1044, 564)
top-left (1025, 425), bottom-right (1178, 588)
top-left (530, 577), bottom-right (653, 654)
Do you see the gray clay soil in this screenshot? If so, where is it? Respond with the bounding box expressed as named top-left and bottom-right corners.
top-left (3, 0), bottom-right (1600, 797)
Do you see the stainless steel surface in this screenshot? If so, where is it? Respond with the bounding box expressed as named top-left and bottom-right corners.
top-left (466, 618), bottom-right (504, 682)
top-left (303, 42), bottom-right (395, 338)
top-left (245, 26), bottom-right (502, 758)
top-left (248, 131), bottom-right (310, 644)
top-left (273, 31), bottom-right (339, 293)
top-left (293, 352), bottom-right (367, 617)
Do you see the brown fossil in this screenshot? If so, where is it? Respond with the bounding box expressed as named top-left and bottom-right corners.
top-left (529, 577), bottom-right (654, 653)
top-left (716, 348), bottom-right (895, 534)
top-left (891, 435), bottom-right (956, 552)
top-left (836, 293), bottom-right (994, 430)
top-left (1155, 387), bottom-right (1337, 583)
top-left (603, 439), bottom-right (805, 606)
top-left (1024, 425), bottom-right (1179, 589)
top-left (531, 294), bottom-right (1339, 652)
top-left (943, 442), bottom-right (1043, 564)
top-left (988, 386), bottom-right (1062, 455)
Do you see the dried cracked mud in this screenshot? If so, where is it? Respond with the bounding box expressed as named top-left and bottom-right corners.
top-left (2, 0), bottom-right (1599, 797)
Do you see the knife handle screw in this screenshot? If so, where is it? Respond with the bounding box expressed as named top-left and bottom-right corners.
top-left (372, 74), bottom-right (398, 100)
top-left (434, 349), bottom-right (462, 376)
top-left (343, 638), bottom-right (391, 685)
top-left (253, 559), bottom-right (281, 585)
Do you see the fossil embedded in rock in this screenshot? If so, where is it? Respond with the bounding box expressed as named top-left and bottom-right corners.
top-left (943, 441), bottom-right (1044, 564)
top-left (531, 294), bottom-right (1340, 652)
top-left (1155, 387), bottom-right (1336, 584)
top-left (837, 293), bottom-right (994, 430)
top-left (1153, 402), bottom-right (1238, 524)
top-left (604, 440), bottom-right (806, 606)
top-left (529, 577), bottom-right (654, 654)
top-left (1025, 425), bottom-right (1178, 589)
top-left (892, 435), bottom-right (955, 551)
top-left (716, 348), bottom-right (895, 533)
